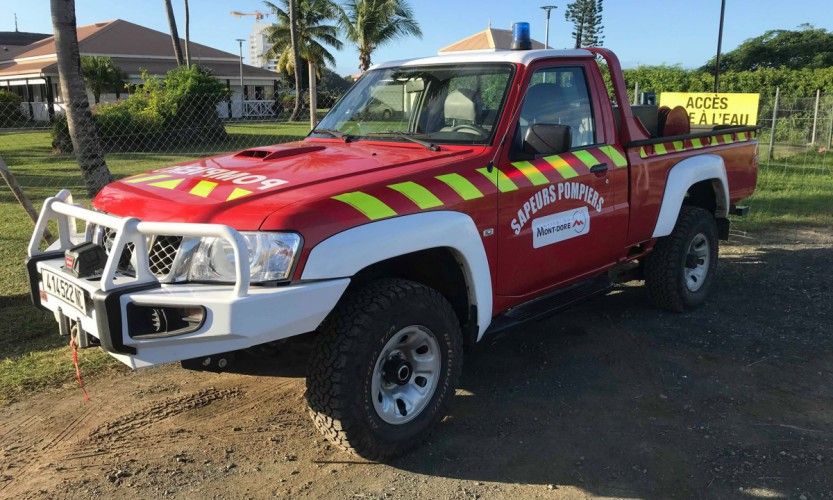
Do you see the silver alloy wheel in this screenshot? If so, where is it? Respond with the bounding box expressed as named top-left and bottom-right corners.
top-left (684, 233), bottom-right (711, 292)
top-left (371, 325), bottom-right (441, 425)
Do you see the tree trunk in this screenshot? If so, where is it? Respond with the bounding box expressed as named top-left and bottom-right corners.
top-left (308, 59), bottom-right (317, 130)
top-left (359, 49), bottom-right (371, 73)
top-left (164, 0), bottom-right (184, 66)
top-left (50, 0), bottom-right (112, 197)
top-left (288, 0), bottom-right (302, 122)
top-left (574, 15), bottom-right (583, 49)
top-left (183, 0), bottom-right (191, 67)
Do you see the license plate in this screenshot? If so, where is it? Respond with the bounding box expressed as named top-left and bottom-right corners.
top-left (42, 269), bottom-right (87, 315)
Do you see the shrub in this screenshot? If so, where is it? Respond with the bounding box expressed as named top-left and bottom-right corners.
top-left (52, 65), bottom-right (230, 153)
top-left (0, 89), bottom-right (25, 127)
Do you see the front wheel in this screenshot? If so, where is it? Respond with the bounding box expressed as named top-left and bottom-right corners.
top-left (306, 279), bottom-right (462, 459)
top-left (644, 206), bottom-right (719, 312)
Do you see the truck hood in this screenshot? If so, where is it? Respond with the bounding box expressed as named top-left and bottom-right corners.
top-left (93, 140), bottom-right (476, 228)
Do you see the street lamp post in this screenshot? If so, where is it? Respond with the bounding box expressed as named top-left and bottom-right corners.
top-left (713, 0), bottom-right (726, 92)
top-left (541, 5), bottom-right (557, 49)
top-left (236, 38), bottom-right (245, 105)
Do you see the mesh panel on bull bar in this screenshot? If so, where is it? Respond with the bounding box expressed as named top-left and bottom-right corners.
top-left (91, 224), bottom-right (182, 278)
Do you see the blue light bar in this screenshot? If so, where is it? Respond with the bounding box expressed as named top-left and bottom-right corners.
top-left (512, 22), bottom-right (532, 50)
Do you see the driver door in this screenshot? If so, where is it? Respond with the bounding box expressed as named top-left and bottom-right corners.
top-left (495, 62), bottom-right (627, 297)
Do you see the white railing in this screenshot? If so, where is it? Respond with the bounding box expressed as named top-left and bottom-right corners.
top-left (216, 99), bottom-right (278, 119)
top-left (243, 99), bottom-right (277, 117)
top-left (19, 102), bottom-right (67, 121)
top-left (28, 190), bottom-right (251, 297)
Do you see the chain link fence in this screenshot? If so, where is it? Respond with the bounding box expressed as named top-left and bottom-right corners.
top-left (0, 90), bottom-right (346, 297)
top-left (0, 90), bottom-right (343, 198)
top-left (757, 91), bottom-right (833, 169)
top-left (1, 87), bottom-right (831, 296)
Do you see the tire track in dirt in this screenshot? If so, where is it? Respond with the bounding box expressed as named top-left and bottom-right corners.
top-left (88, 387), bottom-right (243, 444)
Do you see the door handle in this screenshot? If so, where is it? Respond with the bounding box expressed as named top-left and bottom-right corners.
top-left (589, 162), bottom-right (609, 175)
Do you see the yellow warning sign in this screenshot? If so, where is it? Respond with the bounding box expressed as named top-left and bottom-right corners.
top-left (659, 92), bottom-right (760, 126)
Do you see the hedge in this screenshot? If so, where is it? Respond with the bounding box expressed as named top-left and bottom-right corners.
top-left (52, 65), bottom-right (230, 153)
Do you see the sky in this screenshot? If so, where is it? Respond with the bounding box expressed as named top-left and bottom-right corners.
top-left (2, 0), bottom-right (832, 75)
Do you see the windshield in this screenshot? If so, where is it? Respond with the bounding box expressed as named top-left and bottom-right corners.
top-left (313, 64), bottom-right (514, 145)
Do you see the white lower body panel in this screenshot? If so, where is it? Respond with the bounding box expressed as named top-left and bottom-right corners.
top-left (35, 258), bottom-right (349, 368)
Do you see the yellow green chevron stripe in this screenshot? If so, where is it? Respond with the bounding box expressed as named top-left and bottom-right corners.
top-left (654, 143), bottom-right (668, 155)
top-left (226, 188), bottom-right (252, 201)
top-left (388, 181), bottom-right (443, 209)
top-left (510, 161), bottom-right (549, 186)
top-left (572, 149), bottom-right (599, 168)
top-left (543, 154), bottom-right (579, 179)
top-left (124, 174), bottom-right (170, 184)
top-left (190, 180), bottom-right (218, 197)
top-left (436, 173), bottom-right (484, 200)
top-left (476, 167), bottom-right (518, 192)
top-left (332, 192), bottom-right (397, 220)
top-left (149, 178), bottom-right (184, 189)
top-left (599, 145), bottom-right (628, 167)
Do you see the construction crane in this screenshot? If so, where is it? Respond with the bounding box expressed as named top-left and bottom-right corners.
top-left (230, 10), bottom-right (270, 20)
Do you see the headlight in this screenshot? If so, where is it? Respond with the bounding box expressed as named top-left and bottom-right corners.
top-left (173, 232), bottom-right (301, 283)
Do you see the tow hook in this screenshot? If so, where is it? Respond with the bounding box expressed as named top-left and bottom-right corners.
top-left (180, 352), bottom-right (237, 372)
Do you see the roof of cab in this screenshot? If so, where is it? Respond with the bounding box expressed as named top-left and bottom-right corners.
top-left (372, 49), bottom-right (594, 70)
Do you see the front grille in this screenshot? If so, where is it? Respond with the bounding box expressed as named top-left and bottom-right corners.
top-left (148, 236), bottom-right (183, 276)
top-left (101, 227), bottom-right (136, 275)
top-left (91, 226), bottom-right (182, 279)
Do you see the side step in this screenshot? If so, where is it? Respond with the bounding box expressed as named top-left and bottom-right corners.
top-left (484, 275), bottom-right (612, 337)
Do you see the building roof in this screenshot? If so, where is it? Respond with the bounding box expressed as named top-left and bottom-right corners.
top-left (0, 31), bottom-right (50, 47)
top-left (0, 19), bottom-right (277, 82)
top-left (373, 49), bottom-right (593, 71)
top-left (438, 27), bottom-right (546, 54)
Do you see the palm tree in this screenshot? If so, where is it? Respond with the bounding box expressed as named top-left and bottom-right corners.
top-left (50, 0), bottom-right (112, 196)
top-left (338, 0), bottom-right (421, 73)
top-left (80, 56), bottom-right (126, 103)
top-left (263, 0), bottom-right (342, 122)
top-left (163, 0), bottom-right (185, 65)
top-left (183, 0), bottom-right (191, 66)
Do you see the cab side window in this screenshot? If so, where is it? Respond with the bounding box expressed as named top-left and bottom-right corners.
top-left (517, 66), bottom-right (596, 149)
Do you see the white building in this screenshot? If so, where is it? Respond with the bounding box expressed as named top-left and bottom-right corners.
top-left (0, 19), bottom-right (281, 120)
top-left (249, 22), bottom-right (277, 72)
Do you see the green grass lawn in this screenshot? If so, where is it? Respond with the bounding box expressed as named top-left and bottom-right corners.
top-left (0, 122), bottom-right (309, 404)
top-left (1, 128), bottom-right (831, 403)
top-left (734, 158), bottom-right (833, 231)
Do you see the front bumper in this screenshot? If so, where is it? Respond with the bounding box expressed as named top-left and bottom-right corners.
top-left (27, 191), bottom-right (349, 368)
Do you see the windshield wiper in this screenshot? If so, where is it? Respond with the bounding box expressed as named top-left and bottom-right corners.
top-left (364, 131), bottom-right (440, 152)
top-left (312, 128), bottom-right (352, 142)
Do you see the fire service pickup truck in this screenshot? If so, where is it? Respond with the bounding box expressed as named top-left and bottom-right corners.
top-left (27, 33), bottom-right (757, 459)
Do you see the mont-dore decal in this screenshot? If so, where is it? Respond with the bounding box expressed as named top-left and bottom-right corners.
top-left (510, 181), bottom-right (605, 235)
top-left (533, 206), bottom-right (590, 248)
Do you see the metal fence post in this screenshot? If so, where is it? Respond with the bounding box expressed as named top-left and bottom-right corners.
top-left (768, 86), bottom-right (779, 161)
top-left (828, 103), bottom-right (833, 149)
top-left (811, 89), bottom-right (821, 145)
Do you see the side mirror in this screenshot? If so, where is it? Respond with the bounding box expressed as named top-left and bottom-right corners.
top-left (523, 124), bottom-right (571, 156)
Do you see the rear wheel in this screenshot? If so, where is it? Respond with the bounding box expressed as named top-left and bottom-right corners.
top-left (306, 279), bottom-right (462, 459)
top-left (644, 206), bottom-right (719, 312)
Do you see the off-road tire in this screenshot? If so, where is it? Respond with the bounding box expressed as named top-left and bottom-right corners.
top-left (306, 279), bottom-right (463, 460)
top-left (644, 206), bottom-right (719, 312)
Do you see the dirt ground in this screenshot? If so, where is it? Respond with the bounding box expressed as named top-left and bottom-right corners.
top-left (1, 227), bottom-right (832, 499)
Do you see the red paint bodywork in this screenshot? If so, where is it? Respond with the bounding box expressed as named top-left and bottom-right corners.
top-left (93, 50), bottom-right (758, 318)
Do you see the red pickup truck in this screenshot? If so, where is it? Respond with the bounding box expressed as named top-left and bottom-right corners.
top-left (27, 43), bottom-right (757, 459)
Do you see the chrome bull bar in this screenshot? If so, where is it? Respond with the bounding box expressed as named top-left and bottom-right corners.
top-left (27, 190), bottom-right (251, 297)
